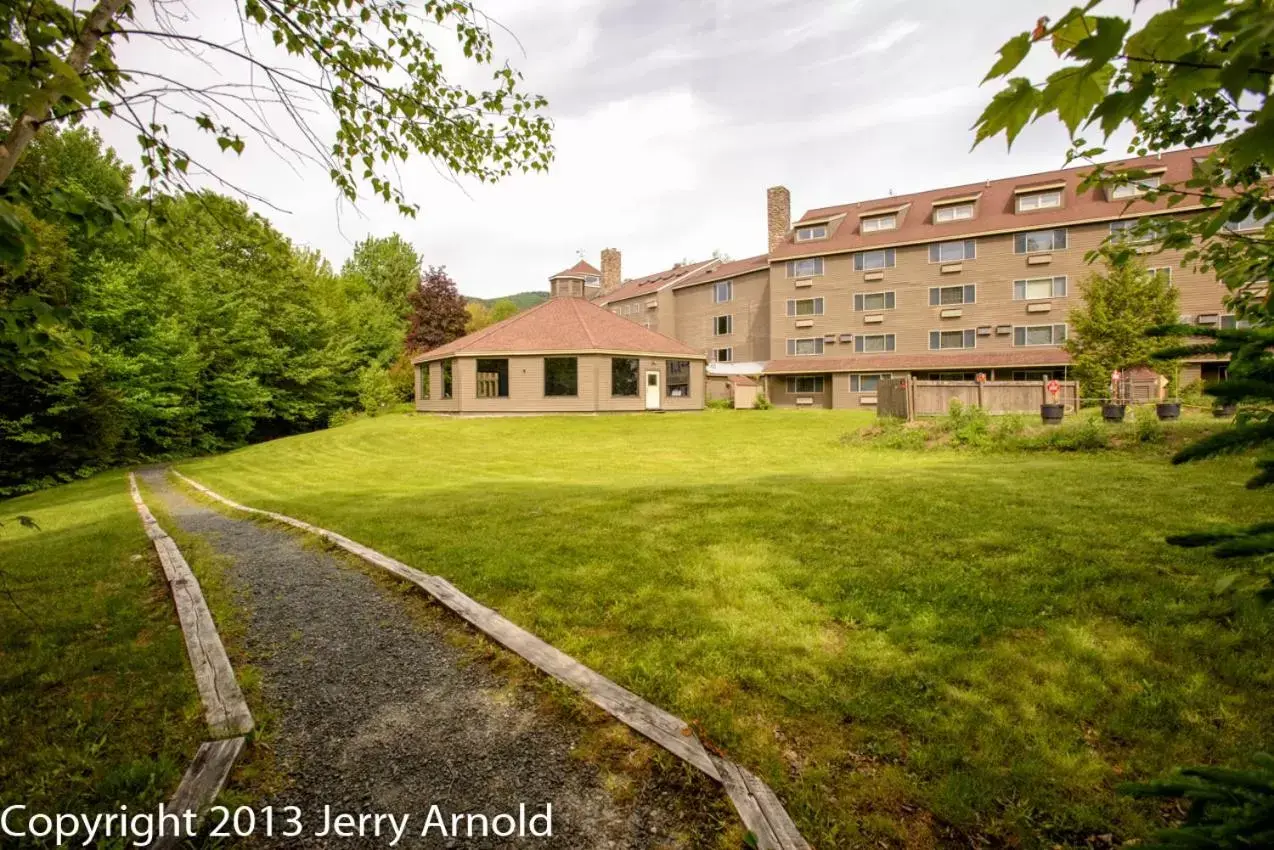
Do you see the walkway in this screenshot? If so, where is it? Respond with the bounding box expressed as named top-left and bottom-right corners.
top-left (138, 469), bottom-right (723, 848)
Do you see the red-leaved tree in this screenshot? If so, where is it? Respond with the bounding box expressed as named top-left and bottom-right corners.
top-left (405, 266), bottom-right (468, 353)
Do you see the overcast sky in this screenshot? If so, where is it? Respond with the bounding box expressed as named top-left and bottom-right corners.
top-left (88, 0), bottom-right (1143, 298)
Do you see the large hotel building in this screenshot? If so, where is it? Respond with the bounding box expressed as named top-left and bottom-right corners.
top-left (541, 145), bottom-right (1244, 409)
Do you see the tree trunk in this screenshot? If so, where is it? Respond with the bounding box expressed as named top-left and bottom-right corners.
top-left (0, 0), bottom-right (129, 187)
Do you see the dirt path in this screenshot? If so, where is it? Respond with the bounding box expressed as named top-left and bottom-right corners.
top-left (138, 469), bottom-right (725, 849)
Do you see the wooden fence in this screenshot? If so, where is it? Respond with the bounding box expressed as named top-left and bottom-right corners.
top-left (880, 379), bottom-right (1080, 418)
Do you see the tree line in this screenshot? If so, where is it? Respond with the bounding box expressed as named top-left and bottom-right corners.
top-left (0, 127), bottom-right (473, 495)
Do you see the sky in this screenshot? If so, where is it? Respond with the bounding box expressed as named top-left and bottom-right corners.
top-left (88, 0), bottom-right (1143, 298)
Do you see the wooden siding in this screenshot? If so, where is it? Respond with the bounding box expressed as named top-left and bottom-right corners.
top-left (766, 214), bottom-right (1229, 365)
top-left (672, 269), bottom-right (771, 363)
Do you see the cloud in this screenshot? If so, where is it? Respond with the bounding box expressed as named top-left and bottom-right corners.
top-left (84, 0), bottom-right (1109, 297)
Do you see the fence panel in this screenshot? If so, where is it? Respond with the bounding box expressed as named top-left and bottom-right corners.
top-left (912, 380), bottom-right (1078, 416)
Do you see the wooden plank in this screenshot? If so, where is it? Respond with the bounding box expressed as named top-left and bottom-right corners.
top-left (128, 473), bottom-right (253, 738)
top-left (172, 472), bottom-right (819, 846)
top-left (146, 736), bottom-right (245, 850)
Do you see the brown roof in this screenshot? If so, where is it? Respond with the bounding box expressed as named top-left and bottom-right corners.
top-left (670, 254), bottom-right (770, 290)
top-left (728, 375), bottom-right (758, 387)
top-left (412, 296), bottom-right (704, 363)
top-left (595, 258), bottom-right (720, 305)
top-left (773, 145), bottom-right (1219, 260)
top-left (549, 259), bottom-right (601, 280)
top-left (763, 350), bottom-right (1072, 374)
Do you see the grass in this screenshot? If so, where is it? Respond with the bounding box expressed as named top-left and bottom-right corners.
top-left (0, 474), bottom-right (204, 821)
top-left (171, 409), bottom-right (1274, 848)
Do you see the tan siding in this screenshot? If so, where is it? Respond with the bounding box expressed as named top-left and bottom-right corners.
top-left (672, 269), bottom-right (770, 363)
top-left (767, 214), bottom-right (1229, 366)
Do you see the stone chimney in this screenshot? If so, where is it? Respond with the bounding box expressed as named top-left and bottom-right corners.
top-left (767, 186), bottom-right (791, 252)
top-left (600, 248), bottom-right (621, 295)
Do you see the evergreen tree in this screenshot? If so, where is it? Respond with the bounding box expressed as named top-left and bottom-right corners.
top-left (1066, 253), bottom-right (1181, 400)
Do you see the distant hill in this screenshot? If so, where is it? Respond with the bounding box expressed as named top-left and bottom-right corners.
top-left (465, 291), bottom-right (549, 310)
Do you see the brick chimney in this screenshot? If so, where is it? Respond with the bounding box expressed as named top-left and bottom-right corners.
top-left (767, 186), bottom-right (791, 252)
top-left (600, 248), bottom-right (621, 296)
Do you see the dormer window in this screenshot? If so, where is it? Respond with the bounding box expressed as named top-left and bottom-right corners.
top-left (584, 275), bottom-right (600, 286)
top-left (934, 202), bottom-right (974, 223)
top-left (1109, 173), bottom-right (1161, 200)
top-left (861, 213), bottom-right (897, 233)
top-left (1016, 189), bottom-right (1063, 212)
top-left (796, 224), bottom-right (828, 241)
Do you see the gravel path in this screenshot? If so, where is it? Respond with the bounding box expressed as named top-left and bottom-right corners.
top-left (139, 469), bottom-right (724, 849)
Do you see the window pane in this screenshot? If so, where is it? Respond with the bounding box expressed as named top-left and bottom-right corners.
top-left (859, 374), bottom-right (880, 391)
top-left (862, 292), bottom-right (887, 310)
top-left (667, 360), bottom-right (691, 397)
top-left (862, 335), bottom-right (887, 352)
top-left (544, 357), bottom-right (578, 396)
top-left (1024, 326), bottom-right (1053, 345)
top-left (938, 330), bottom-right (967, 349)
top-left (611, 357), bottom-right (638, 396)
top-left (442, 360), bottom-right (453, 399)
top-left (476, 358), bottom-right (509, 398)
top-left (939, 286), bottom-right (964, 305)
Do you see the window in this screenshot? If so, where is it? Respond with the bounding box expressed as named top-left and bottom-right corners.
top-left (786, 257), bottom-right (825, 278)
top-left (1149, 267), bottom-right (1172, 285)
top-left (1109, 174), bottom-right (1161, 200)
top-left (795, 225), bottom-right (828, 241)
top-left (1226, 212), bottom-right (1272, 232)
top-left (853, 248), bottom-right (896, 271)
top-left (929, 329), bottom-right (976, 350)
top-left (1014, 324), bottom-right (1068, 346)
top-left (584, 274), bottom-right (600, 286)
top-left (1014, 228), bottom-right (1067, 253)
top-left (667, 360), bottom-right (691, 397)
top-left (611, 357), bottom-right (638, 397)
top-left (786, 337), bottom-right (824, 356)
top-left (787, 297), bottom-right (826, 317)
top-left (785, 375), bottom-right (825, 393)
top-left (929, 284), bottom-right (976, 306)
top-left (928, 239), bottom-right (976, 263)
top-left (713, 280), bottom-right (733, 303)
top-left (442, 359), bottom-right (453, 399)
top-left (544, 357), bottom-right (578, 396)
top-left (1110, 218), bottom-right (1165, 243)
top-left (849, 374), bottom-right (884, 392)
top-left (1012, 370), bottom-right (1064, 381)
top-left (713, 347), bottom-right (732, 363)
top-left (714, 314), bottom-right (732, 336)
top-left (417, 364), bottom-right (430, 399)
top-left (1016, 189), bottom-right (1063, 212)
top-left (853, 291), bottom-right (896, 311)
top-left (861, 213), bottom-right (897, 233)
top-left (1013, 276), bottom-right (1067, 300)
top-left (475, 358), bottom-right (509, 398)
top-left (854, 334), bottom-right (895, 353)
top-left (934, 202), bottom-right (974, 223)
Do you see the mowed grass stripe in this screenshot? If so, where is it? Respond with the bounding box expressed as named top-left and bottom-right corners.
top-left (176, 410), bottom-right (1274, 848)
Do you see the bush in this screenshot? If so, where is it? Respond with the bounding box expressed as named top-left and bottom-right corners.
top-left (942, 400), bottom-right (991, 448)
top-left (1130, 404), bottom-right (1165, 444)
top-left (386, 353), bottom-right (416, 401)
top-left (992, 413), bottom-right (1028, 440)
top-left (706, 397), bottom-right (733, 410)
top-left (1034, 416), bottom-right (1110, 452)
top-left (356, 366), bottom-right (397, 415)
top-left (753, 393), bottom-right (772, 410)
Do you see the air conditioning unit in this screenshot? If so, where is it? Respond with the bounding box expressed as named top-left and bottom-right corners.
top-left (839, 333), bottom-right (854, 343)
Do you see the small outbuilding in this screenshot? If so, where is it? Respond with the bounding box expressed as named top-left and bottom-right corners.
top-left (412, 297), bottom-right (706, 415)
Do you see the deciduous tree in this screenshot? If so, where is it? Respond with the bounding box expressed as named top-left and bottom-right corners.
top-left (405, 266), bottom-right (467, 353)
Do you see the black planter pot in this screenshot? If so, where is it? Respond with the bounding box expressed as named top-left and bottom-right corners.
top-left (1040, 403), bottom-right (1065, 425)
top-left (1213, 403), bottom-right (1237, 418)
top-left (1156, 402), bottom-right (1181, 421)
top-left (1101, 403), bottom-right (1126, 423)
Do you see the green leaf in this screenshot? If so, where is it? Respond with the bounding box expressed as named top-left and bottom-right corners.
top-left (1070, 16), bottom-right (1129, 66)
top-left (972, 77), bottom-right (1040, 149)
top-left (983, 32), bottom-right (1032, 82)
top-left (1038, 64), bottom-right (1114, 135)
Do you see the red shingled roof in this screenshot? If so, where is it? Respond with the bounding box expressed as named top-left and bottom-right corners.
top-left (671, 254), bottom-right (770, 290)
top-left (595, 258), bottom-right (720, 305)
top-left (411, 296), bottom-right (703, 363)
top-left (550, 259), bottom-right (601, 279)
top-left (763, 350), bottom-right (1072, 374)
top-left (773, 145), bottom-right (1218, 260)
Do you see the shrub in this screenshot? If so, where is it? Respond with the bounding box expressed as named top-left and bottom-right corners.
top-left (753, 393), bottom-right (772, 410)
top-left (1130, 404), bottom-right (1165, 444)
top-left (706, 398), bottom-right (733, 410)
top-left (943, 400), bottom-right (991, 448)
top-left (1037, 416), bottom-right (1109, 452)
top-left (356, 366), bottom-right (397, 415)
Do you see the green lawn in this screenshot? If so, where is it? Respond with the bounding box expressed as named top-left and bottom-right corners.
top-left (175, 409), bottom-right (1274, 848)
top-left (0, 474), bottom-right (203, 818)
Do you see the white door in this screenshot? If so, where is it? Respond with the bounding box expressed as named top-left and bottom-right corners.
top-left (645, 370), bottom-right (661, 409)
